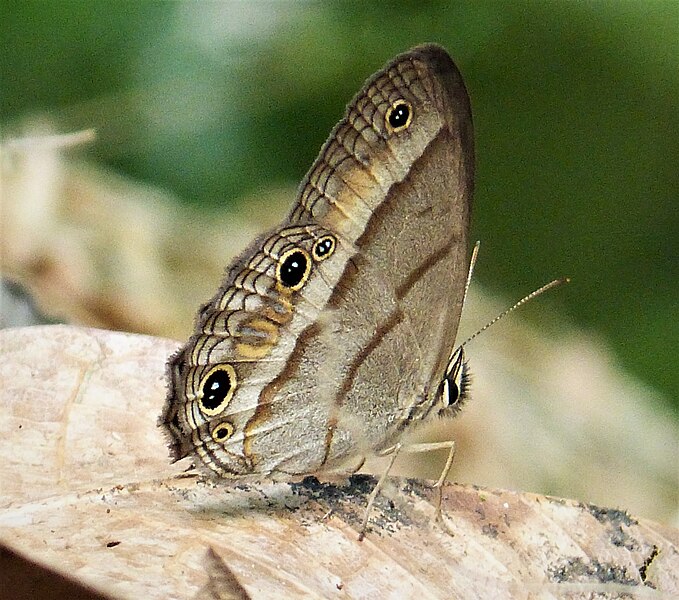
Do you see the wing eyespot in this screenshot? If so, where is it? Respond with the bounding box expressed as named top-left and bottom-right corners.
top-left (312, 235), bottom-right (336, 261)
top-left (198, 364), bottom-right (237, 416)
top-left (211, 421), bottom-right (235, 443)
top-left (276, 247), bottom-right (312, 290)
top-left (386, 100), bottom-right (413, 133)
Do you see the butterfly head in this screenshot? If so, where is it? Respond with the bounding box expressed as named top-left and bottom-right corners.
top-left (437, 346), bottom-right (471, 418)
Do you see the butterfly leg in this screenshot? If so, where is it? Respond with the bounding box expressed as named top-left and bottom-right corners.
top-left (398, 440), bottom-right (456, 522)
top-left (432, 440), bottom-right (456, 522)
top-left (359, 439), bottom-right (456, 540)
top-left (358, 442), bottom-right (402, 541)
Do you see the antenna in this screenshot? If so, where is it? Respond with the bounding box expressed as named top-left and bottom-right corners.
top-left (440, 245), bottom-right (568, 406)
top-left (462, 240), bottom-right (481, 308)
top-left (459, 276), bottom-right (570, 349)
top-left (442, 242), bottom-right (568, 385)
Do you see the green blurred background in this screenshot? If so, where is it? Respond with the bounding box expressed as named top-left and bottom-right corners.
top-left (2, 1), bottom-right (677, 411)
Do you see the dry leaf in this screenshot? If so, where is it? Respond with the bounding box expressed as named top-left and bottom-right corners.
top-left (0, 325), bottom-right (677, 599)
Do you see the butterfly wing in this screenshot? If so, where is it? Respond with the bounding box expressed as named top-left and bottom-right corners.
top-left (160, 44), bottom-right (473, 479)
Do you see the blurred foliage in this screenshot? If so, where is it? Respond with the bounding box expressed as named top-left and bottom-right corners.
top-left (1, 1), bottom-right (677, 410)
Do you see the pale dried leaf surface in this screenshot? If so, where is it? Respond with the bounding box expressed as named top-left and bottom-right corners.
top-left (0, 326), bottom-right (677, 600)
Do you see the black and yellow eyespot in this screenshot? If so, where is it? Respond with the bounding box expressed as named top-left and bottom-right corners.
top-left (198, 364), bottom-right (237, 416)
top-left (276, 247), bottom-right (312, 290)
top-left (211, 421), bottom-right (235, 443)
top-left (386, 100), bottom-right (413, 133)
top-left (312, 235), bottom-right (336, 261)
